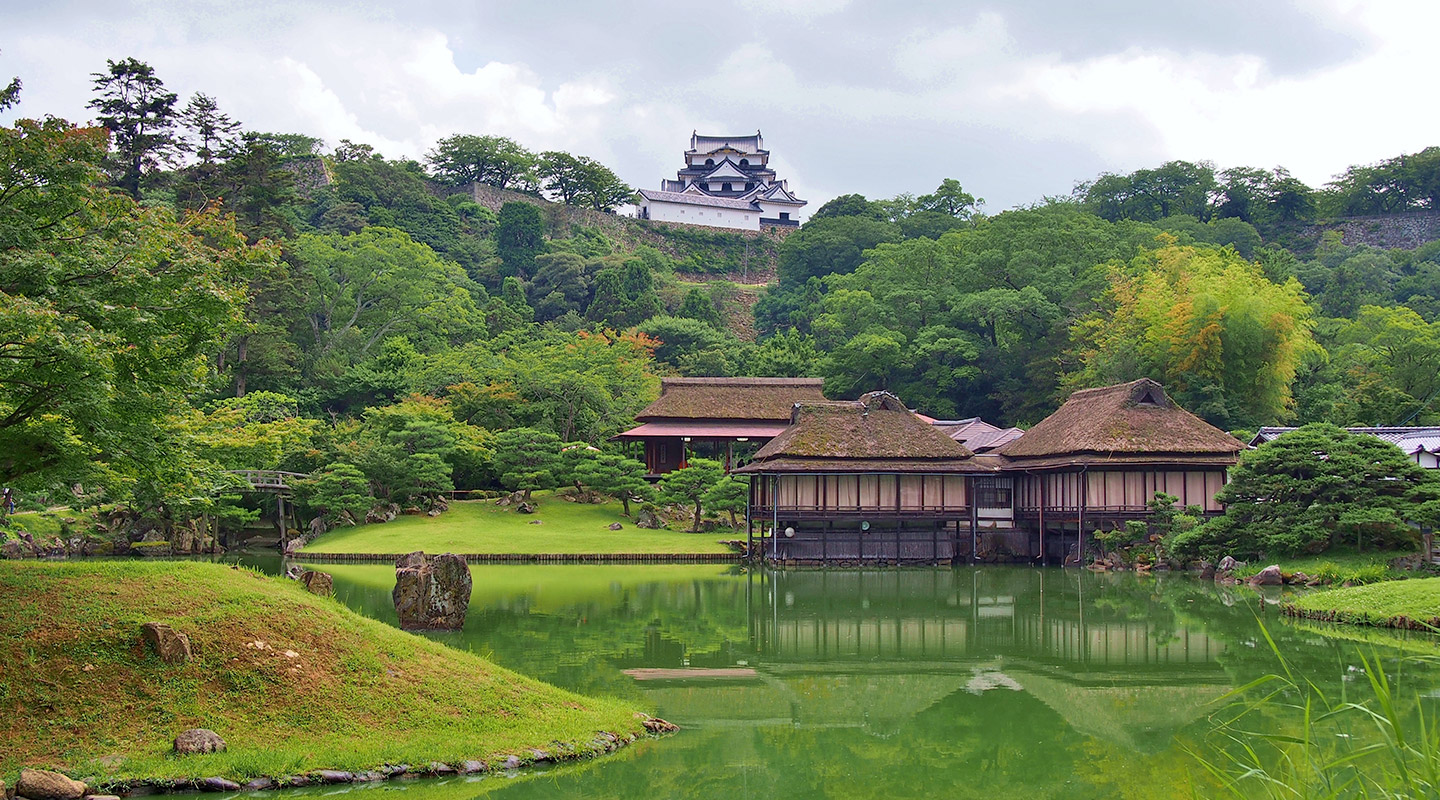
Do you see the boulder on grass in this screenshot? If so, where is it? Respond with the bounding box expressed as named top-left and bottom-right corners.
top-left (1249, 564), bottom-right (1284, 586)
top-left (635, 508), bottom-right (661, 529)
top-left (140, 622), bottom-right (192, 665)
top-left (299, 570), bottom-right (333, 597)
top-left (173, 728), bottom-right (226, 754)
top-left (608, 522), bottom-right (623, 531)
top-left (16, 769), bottom-right (87, 800)
top-left (393, 552), bottom-right (471, 630)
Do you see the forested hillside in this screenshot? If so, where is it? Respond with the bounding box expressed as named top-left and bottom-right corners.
top-left (2, 57), bottom-right (1438, 537)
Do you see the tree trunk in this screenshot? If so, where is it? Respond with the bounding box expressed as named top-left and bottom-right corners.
top-left (692, 501), bottom-right (702, 532)
top-left (621, 496), bottom-right (631, 517)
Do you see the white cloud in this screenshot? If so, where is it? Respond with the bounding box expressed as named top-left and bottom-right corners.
top-left (3, 0), bottom-right (1436, 210)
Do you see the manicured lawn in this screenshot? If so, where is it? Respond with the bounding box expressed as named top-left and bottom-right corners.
top-left (300, 493), bottom-right (737, 555)
top-left (0, 560), bottom-right (648, 785)
top-left (1288, 576), bottom-right (1440, 629)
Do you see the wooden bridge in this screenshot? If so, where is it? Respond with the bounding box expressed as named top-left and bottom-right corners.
top-left (227, 470), bottom-right (310, 493)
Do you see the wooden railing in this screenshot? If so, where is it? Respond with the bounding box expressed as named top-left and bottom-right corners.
top-left (226, 470), bottom-right (311, 492)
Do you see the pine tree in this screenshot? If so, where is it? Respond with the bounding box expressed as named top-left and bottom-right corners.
top-left (87, 57), bottom-right (181, 198)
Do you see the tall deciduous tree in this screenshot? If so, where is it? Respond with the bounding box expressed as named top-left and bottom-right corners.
top-left (0, 116), bottom-right (274, 490)
top-left (87, 57), bottom-right (182, 198)
top-left (426, 134), bottom-right (535, 189)
top-left (287, 227), bottom-right (484, 384)
top-left (1070, 242), bottom-right (1319, 428)
top-left (495, 201), bottom-right (545, 279)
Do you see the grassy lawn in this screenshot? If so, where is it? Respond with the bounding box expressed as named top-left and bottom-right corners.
top-left (1, 510), bottom-right (68, 539)
top-left (1287, 576), bottom-right (1440, 630)
top-left (0, 561), bottom-right (648, 785)
top-left (300, 493), bottom-right (737, 555)
top-left (1235, 546), bottom-right (1419, 585)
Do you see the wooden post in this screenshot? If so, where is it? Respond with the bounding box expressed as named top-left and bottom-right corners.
top-left (969, 477), bottom-right (979, 564)
top-left (275, 493), bottom-right (286, 542)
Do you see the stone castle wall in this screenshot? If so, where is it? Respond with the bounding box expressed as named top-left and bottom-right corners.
top-left (1311, 211), bottom-right (1440, 250)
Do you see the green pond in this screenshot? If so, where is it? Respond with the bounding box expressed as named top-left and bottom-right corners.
top-left (252, 561), bottom-right (1440, 798)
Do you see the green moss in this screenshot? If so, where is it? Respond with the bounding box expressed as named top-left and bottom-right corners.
top-left (0, 561), bottom-right (647, 784)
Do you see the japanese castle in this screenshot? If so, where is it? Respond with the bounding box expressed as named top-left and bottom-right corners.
top-left (636, 131), bottom-right (807, 232)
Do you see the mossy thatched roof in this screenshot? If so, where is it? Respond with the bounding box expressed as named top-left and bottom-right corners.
top-left (735, 392), bottom-right (984, 473)
top-left (997, 379), bottom-right (1243, 461)
top-left (636, 377), bottom-right (827, 421)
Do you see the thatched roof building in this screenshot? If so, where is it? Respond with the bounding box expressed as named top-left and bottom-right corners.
top-left (735, 391), bottom-right (987, 474)
top-left (615, 377), bottom-right (829, 474)
top-left (996, 379), bottom-right (1243, 469)
top-left (617, 377), bottom-right (827, 439)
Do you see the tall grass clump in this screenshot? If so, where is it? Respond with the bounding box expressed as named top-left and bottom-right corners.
top-left (1193, 623), bottom-right (1440, 798)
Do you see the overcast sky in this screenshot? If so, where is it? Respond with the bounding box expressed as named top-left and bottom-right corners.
top-left (3, 1), bottom-right (1435, 212)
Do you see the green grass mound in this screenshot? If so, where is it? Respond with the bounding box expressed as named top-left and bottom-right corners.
top-left (1286, 576), bottom-right (1440, 630)
top-left (0, 561), bottom-right (647, 785)
top-left (1235, 547), bottom-right (1417, 585)
top-left (300, 494), bottom-right (735, 555)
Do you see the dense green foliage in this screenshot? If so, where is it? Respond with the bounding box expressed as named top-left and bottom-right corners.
top-left (4, 55), bottom-right (1439, 540)
top-left (1170, 425), bottom-right (1440, 560)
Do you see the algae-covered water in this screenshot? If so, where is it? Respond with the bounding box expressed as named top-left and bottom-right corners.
top-left (263, 562), bottom-right (1440, 798)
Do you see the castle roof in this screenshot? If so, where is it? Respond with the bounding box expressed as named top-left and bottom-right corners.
top-left (689, 131), bottom-right (766, 155)
top-left (638, 188), bottom-right (760, 210)
top-left (996, 379), bottom-right (1243, 466)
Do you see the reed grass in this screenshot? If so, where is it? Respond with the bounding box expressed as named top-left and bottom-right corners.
top-left (1191, 621), bottom-right (1440, 798)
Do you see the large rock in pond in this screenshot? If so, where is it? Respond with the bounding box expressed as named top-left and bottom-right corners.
top-left (393, 552), bottom-right (471, 630)
top-left (1249, 564), bottom-right (1284, 586)
top-left (174, 728), bottom-right (227, 754)
top-left (140, 622), bottom-right (192, 664)
top-left (16, 769), bottom-right (87, 800)
top-left (299, 570), bottom-right (333, 597)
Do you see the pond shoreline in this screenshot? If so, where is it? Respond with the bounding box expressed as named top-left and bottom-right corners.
top-left (85, 724), bottom-right (676, 798)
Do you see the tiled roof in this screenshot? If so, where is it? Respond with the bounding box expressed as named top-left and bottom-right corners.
top-left (1253, 426), bottom-right (1440, 454)
top-left (638, 188), bottom-right (758, 211)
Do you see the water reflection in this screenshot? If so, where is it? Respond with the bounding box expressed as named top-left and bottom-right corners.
top-left (278, 561), bottom-right (1440, 799)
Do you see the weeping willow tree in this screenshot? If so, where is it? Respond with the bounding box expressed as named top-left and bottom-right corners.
top-left (1069, 241), bottom-right (1320, 429)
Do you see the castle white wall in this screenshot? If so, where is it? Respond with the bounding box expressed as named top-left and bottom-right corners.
top-left (756, 200), bottom-right (802, 223)
top-left (642, 198), bottom-right (759, 231)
